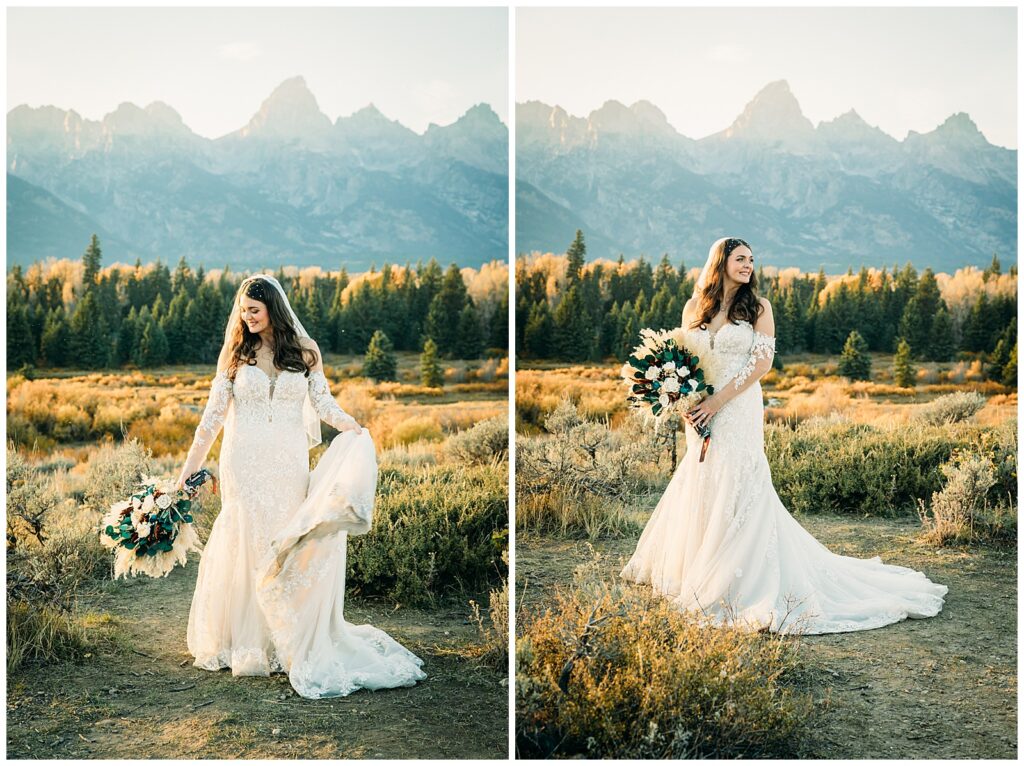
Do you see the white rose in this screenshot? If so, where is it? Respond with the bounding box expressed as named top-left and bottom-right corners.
top-left (155, 493), bottom-right (172, 510)
top-left (663, 361), bottom-right (676, 373)
top-left (688, 378), bottom-right (699, 391)
top-left (644, 366), bottom-right (660, 381)
top-left (659, 393), bottom-right (670, 407)
top-left (132, 497), bottom-right (142, 511)
top-left (130, 508), bottom-right (144, 527)
top-left (662, 377), bottom-right (680, 394)
top-left (677, 366), bottom-right (690, 378)
top-left (136, 521), bottom-right (152, 538)
top-left (142, 495), bottom-right (155, 512)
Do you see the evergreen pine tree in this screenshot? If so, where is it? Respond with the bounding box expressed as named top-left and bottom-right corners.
top-left (983, 252), bottom-right (1002, 281)
top-left (6, 298), bottom-right (35, 368)
top-left (1001, 342), bottom-right (1017, 387)
top-left (962, 292), bottom-right (996, 352)
top-left (420, 338), bottom-right (444, 388)
top-left (137, 313), bottom-right (170, 367)
top-left (523, 301), bottom-right (553, 358)
top-left (780, 291), bottom-right (803, 354)
top-left (172, 256), bottom-right (195, 295)
top-left (987, 319), bottom-right (1017, 381)
top-left (600, 302), bottom-right (622, 357)
top-left (893, 338), bottom-right (916, 388)
top-left (455, 303), bottom-right (484, 359)
top-left (40, 307), bottom-right (70, 367)
top-left (425, 264), bottom-right (469, 355)
top-left (928, 306), bottom-right (956, 362)
top-left (488, 291), bottom-right (509, 351)
top-left (565, 229), bottom-right (586, 286)
top-left (837, 329), bottom-right (871, 381)
top-left (68, 291), bottom-right (110, 369)
top-left (362, 330), bottom-right (397, 382)
top-left (552, 286), bottom-right (592, 361)
top-left (162, 289), bottom-right (191, 363)
top-left (81, 234), bottom-right (103, 292)
top-left (117, 307), bottom-right (140, 365)
top-left (897, 268), bottom-right (942, 358)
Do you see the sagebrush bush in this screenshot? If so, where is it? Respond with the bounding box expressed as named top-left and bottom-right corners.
top-left (762, 419), bottom-right (1007, 517)
top-left (516, 572), bottom-right (817, 759)
top-left (6, 446), bottom-right (111, 672)
top-left (81, 437), bottom-right (154, 517)
top-left (918, 449), bottom-right (1016, 546)
top-left (445, 415), bottom-right (509, 465)
top-left (347, 463), bottom-right (508, 605)
top-left (517, 399), bottom-right (645, 500)
top-left (388, 414), bottom-right (445, 446)
top-left (6, 446), bottom-right (63, 549)
top-left (915, 391), bottom-right (987, 425)
top-left (516, 400), bottom-right (656, 538)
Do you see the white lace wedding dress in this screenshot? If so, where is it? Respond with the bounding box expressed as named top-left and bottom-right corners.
top-left (621, 320), bottom-right (948, 634)
top-left (181, 363), bottom-right (426, 696)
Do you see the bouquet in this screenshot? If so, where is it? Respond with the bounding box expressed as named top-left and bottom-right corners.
top-left (99, 469), bottom-right (217, 579)
top-left (621, 327), bottom-right (717, 462)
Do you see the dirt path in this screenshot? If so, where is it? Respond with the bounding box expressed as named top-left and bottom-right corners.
top-left (516, 514), bottom-right (1017, 760)
top-left (7, 564), bottom-right (507, 759)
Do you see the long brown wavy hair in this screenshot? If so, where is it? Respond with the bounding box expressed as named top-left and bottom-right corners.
top-left (223, 277), bottom-right (318, 381)
top-left (688, 237), bottom-right (764, 331)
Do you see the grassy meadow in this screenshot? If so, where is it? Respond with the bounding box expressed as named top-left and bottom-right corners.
top-left (6, 351), bottom-right (509, 759)
top-left (515, 350), bottom-right (1016, 759)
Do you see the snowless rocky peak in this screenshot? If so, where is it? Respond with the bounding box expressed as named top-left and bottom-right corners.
top-left (719, 79), bottom-right (816, 146)
top-left (103, 101), bottom-right (190, 136)
top-left (922, 112), bottom-right (987, 146)
top-left (586, 99), bottom-right (674, 135)
top-left (238, 76), bottom-right (332, 140)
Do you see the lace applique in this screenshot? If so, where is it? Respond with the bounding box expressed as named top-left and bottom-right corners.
top-left (308, 371), bottom-right (357, 430)
top-left (733, 331), bottom-right (776, 390)
top-left (181, 371), bottom-right (233, 478)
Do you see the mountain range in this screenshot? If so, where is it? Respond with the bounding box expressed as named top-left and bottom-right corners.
top-left (7, 76), bottom-right (508, 270)
top-left (516, 80), bottom-right (1016, 273)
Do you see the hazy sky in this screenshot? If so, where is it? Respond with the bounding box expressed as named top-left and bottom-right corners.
top-left (518, 6), bottom-right (1017, 149)
top-left (8, 7), bottom-right (508, 138)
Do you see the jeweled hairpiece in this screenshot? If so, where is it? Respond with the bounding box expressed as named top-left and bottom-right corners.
top-left (723, 237), bottom-right (750, 256)
top-left (244, 278), bottom-right (269, 302)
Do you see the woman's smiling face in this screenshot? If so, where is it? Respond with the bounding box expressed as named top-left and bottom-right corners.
top-left (240, 294), bottom-right (271, 335)
top-left (725, 245), bottom-right (754, 285)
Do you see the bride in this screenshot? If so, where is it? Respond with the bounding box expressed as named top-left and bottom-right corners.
top-left (175, 274), bottom-right (425, 696)
top-left (621, 238), bottom-right (948, 634)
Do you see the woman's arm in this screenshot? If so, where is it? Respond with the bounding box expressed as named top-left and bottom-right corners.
top-left (176, 351), bottom-right (233, 489)
top-left (302, 337), bottom-right (362, 434)
top-left (685, 298), bottom-right (776, 429)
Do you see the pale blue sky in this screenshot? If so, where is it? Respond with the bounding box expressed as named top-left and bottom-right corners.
top-left (8, 7), bottom-right (508, 138)
top-left (518, 6), bottom-right (1016, 149)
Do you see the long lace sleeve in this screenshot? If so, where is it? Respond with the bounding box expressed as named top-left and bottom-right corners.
top-left (732, 331), bottom-right (776, 390)
top-left (178, 371), bottom-right (232, 483)
top-left (307, 370), bottom-right (358, 431)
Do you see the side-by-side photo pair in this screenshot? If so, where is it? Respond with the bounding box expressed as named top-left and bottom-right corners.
top-left (5, 4), bottom-right (1018, 763)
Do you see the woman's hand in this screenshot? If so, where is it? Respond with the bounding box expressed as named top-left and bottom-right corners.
top-left (340, 420), bottom-right (363, 436)
top-left (684, 394), bottom-right (721, 430)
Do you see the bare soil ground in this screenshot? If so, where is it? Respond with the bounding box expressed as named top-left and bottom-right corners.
top-left (517, 511), bottom-right (1016, 760)
top-left (7, 564), bottom-right (508, 759)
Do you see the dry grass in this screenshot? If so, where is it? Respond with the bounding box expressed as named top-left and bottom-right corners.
top-left (516, 554), bottom-right (817, 759)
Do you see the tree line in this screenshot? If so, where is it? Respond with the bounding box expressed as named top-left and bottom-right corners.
top-left (516, 231), bottom-right (1017, 383)
top-left (7, 235), bottom-right (509, 371)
